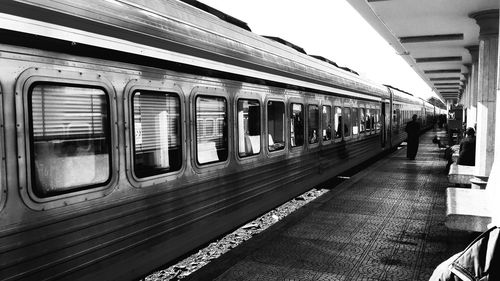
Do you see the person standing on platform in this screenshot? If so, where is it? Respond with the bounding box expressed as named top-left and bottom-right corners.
top-left (457, 127), bottom-right (476, 166)
top-left (405, 114), bottom-right (421, 160)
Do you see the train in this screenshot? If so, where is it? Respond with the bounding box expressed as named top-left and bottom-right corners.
top-left (0, 1), bottom-right (445, 280)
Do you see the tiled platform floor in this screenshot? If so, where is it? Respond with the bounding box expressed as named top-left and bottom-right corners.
top-left (185, 129), bottom-right (475, 281)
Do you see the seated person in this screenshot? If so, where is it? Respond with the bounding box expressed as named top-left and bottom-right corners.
top-left (457, 127), bottom-right (475, 166)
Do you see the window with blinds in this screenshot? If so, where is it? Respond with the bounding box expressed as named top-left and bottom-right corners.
top-left (132, 90), bottom-right (182, 178)
top-left (29, 83), bottom-right (111, 197)
top-left (196, 96), bottom-right (228, 165)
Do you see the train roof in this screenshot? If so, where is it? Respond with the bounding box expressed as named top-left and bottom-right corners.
top-left (1, 0), bottom-right (389, 100)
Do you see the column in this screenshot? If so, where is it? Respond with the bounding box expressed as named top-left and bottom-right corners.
top-left (489, 10), bottom-right (500, 226)
top-left (466, 47), bottom-right (479, 130)
top-left (470, 10), bottom-right (498, 185)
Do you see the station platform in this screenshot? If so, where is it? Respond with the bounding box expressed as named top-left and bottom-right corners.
top-left (185, 129), bottom-right (476, 281)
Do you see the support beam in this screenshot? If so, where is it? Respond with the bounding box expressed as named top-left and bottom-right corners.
top-left (416, 56), bottom-right (462, 63)
top-left (400, 33), bottom-right (464, 43)
top-left (425, 69), bottom-right (462, 74)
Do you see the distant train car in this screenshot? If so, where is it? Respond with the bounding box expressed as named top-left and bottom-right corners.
top-left (0, 1), bottom-right (441, 280)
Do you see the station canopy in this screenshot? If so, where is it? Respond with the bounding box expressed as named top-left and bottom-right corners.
top-left (346, 0), bottom-right (499, 104)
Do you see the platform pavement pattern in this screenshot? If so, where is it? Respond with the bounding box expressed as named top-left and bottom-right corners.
top-left (185, 130), bottom-right (474, 281)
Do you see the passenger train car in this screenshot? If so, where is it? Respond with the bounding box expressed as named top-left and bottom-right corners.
top-left (0, 1), bottom-right (443, 280)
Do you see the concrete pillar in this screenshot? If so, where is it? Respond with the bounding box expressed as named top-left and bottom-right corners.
top-left (470, 10), bottom-right (498, 182)
top-left (488, 11), bottom-right (500, 227)
top-left (466, 46), bottom-right (479, 130)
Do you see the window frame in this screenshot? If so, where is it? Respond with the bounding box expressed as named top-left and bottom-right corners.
top-left (130, 88), bottom-right (184, 182)
top-left (352, 107), bottom-right (360, 138)
top-left (342, 106), bottom-right (352, 140)
top-left (307, 103), bottom-right (320, 147)
top-left (124, 80), bottom-right (186, 187)
top-left (359, 107), bottom-right (366, 134)
top-left (289, 100), bottom-right (305, 151)
top-left (333, 105), bottom-right (343, 141)
top-left (191, 87), bottom-right (231, 170)
top-left (195, 95), bottom-right (228, 165)
top-left (265, 98), bottom-right (287, 156)
top-left (236, 96), bottom-right (262, 160)
top-left (321, 103), bottom-right (333, 145)
top-left (16, 68), bottom-right (118, 210)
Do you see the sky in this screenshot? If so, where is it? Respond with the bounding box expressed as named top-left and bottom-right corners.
top-left (200, 0), bottom-right (438, 100)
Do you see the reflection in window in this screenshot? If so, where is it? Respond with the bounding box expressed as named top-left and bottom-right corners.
top-left (196, 96), bottom-right (228, 164)
top-left (352, 108), bottom-right (359, 136)
top-left (267, 101), bottom-right (285, 151)
top-left (375, 109), bottom-right (381, 132)
top-left (366, 109), bottom-right (372, 132)
top-left (133, 90), bottom-right (181, 178)
top-left (360, 108), bottom-right (366, 133)
top-left (30, 83), bottom-right (110, 197)
top-left (393, 108), bottom-right (401, 133)
top-left (322, 105), bottom-right (332, 141)
top-left (308, 105), bottom-right (319, 144)
top-left (238, 99), bottom-right (261, 157)
top-left (290, 103), bottom-right (304, 147)
top-left (334, 106), bottom-right (342, 139)
top-left (343, 107), bottom-right (351, 137)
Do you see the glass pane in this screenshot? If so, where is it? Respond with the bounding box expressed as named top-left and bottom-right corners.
top-left (133, 90), bottom-right (181, 178)
top-left (322, 105), bottom-right (332, 141)
top-left (366, 109), bottom-right (372, 132)
top-left (196, 96), bottom-right (228, 164)
top-left (375, 109), bottom-right (381, 132)
top-left (334, 106), bottom-right (342, 139)
top-left (238, 99), bottom-right (261, 157)
top-left (343, 107), bottom-right (351, 137)
top-left (352, 108), bottom-right (359, 136)
top-left (360, 108), bottom-right (366, 133)
top-left (290, 103), bottom-right (304, 147)
top-left (267, 101), bottom-right (285, 151)
top-left (30, 83), bottom-right (110, 197)
top-left (308, 105), bottom-right (319, 144)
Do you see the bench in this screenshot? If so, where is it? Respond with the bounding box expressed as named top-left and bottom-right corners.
top-left (445, 161), bottom-right (500, 232)
top-left (448, 163), bottom-right (475, 186)
top-left (445, 188), bottom-right (492, 232)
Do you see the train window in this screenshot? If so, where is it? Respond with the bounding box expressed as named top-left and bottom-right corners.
top-left (322, 105), bottom-right (332, 141)
top-left (290, 103), bottom-right (304, 147)
top-left (29, 83), bottom-right (111, 197)
top-left (360, 108), bottom-right (366, 134)
top-left (267, 100), bottom-right (285, 152)
top-left (366, 109), bottom-right (371, 132)
top-left (334, 106), bottom-right (342, 139)
top-left (375, 109), bottom-right (381, 132)
top-left (132, 90), bottom-right (182, 178)
top-left (343, 107), bottom-right (351, 137)
top-left (308, 105), bottom-right (319, 144)
top-left (238, 99), bottom-right (261, 158)
top-left (352, 108), bottom-right (359, 136)
top-left (196, 96), bottom-right (228, 165)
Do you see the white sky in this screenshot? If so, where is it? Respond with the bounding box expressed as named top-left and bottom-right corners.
top-left (200, 0), bottom-right (438, 100)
